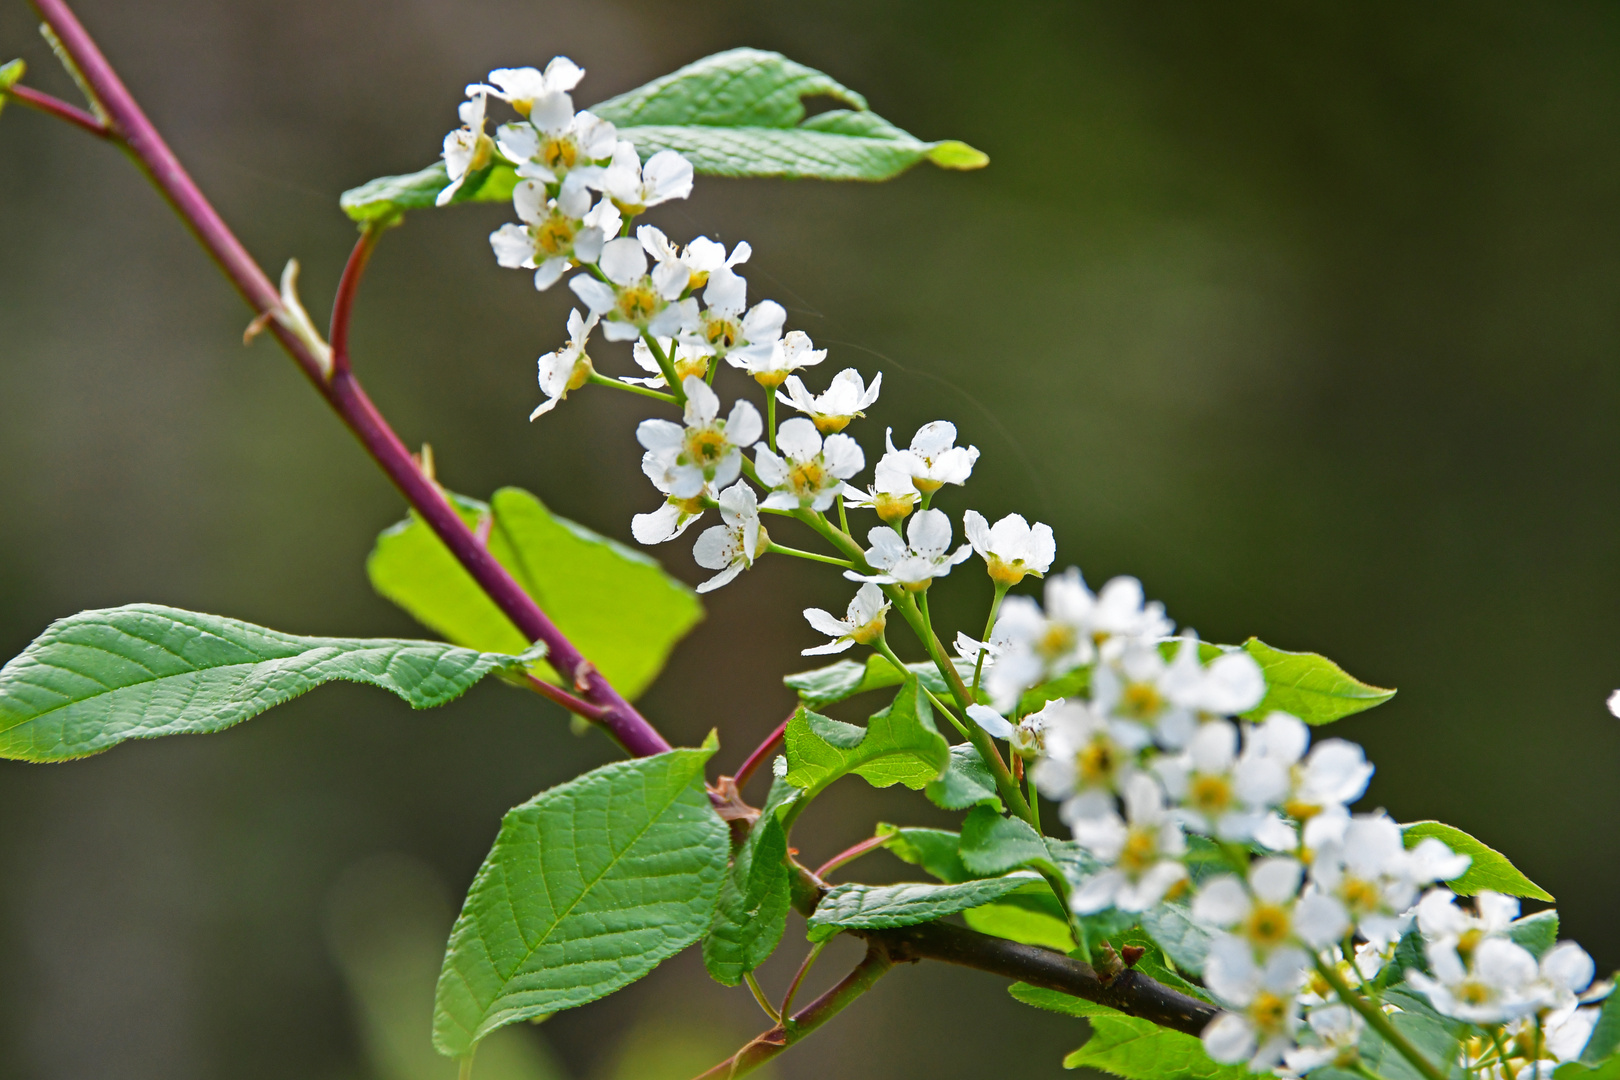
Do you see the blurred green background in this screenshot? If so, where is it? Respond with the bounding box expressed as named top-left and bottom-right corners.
top-left (3, 1), bottom-right (1619, 1077)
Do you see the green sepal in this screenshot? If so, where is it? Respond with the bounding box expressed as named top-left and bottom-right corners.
top-left (701, 776), bottom-right (799, 986)
top-left (367, 486), bottom-right (702, 701)
top-left (1237, 638), bottom-right (1395, 725)
top-left (784, 653), bottom-right (974, 709)
top-left (1402, 820), bottom-right (1554, 901)
top-left (432, 741), bottom-right (726, 1057)
top-left (806, 872), bottom-right (1042, 942)
top-left (782, 676), bottom-right (951, 797)
top-left (0, 604), bottom-right (538, 761)
top-left (1009, 983), bottom-right (1254, 1080)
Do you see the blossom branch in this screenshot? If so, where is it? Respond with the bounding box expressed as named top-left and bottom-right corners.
top-left (29, 0), bottom-right (671, 758)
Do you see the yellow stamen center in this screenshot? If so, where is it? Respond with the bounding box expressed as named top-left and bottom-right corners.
top-left (540, 135), bottom-right (579, 172)
top-left (1118, 682), bottom-right (1165, 721)
top-left (1189, 774), bottom-right (1233, 817)
top-left (1075, 738), bottom-right (1119, 787)
top-left (674, 354), bottom-right (709, 381)
top-left (703, 315), bottom-right (741, 350)
top-left (1119, 826), bottom-right (1159, 875)
top-left (617, 281), bottom-right (662, 324)
top-left (684, 427), bottom-right (729, 467)
top-left (1244, 902), bottom-right (1292, 949)
top-left (789, 460), bottom-right (827, 493)
top-left (1249, 991), bottom-right (1288, 1034)
top-left (534, 213), bottom-right (578, 257)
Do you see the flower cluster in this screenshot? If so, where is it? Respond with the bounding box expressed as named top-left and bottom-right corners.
top-left (449, 62), bottom-right (1608, 1080)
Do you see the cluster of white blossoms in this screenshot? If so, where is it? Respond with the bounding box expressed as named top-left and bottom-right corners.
top-left (448, 62), bottom-right (1607, 1080)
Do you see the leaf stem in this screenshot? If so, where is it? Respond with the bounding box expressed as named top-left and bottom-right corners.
top-left (778, 940), bottom-right (827, 1018)
top-left (26, 0), bottom-right (674, 759)
top-left (586, 372), bottom-right (677, 403)
top-left (767, 390), bottom-right (777, 453)
top-left (815, 833), bottom-right (892, 880)
top-left (640, 332), bottom-right (686, 406)
top-left (743, 971), bottom-right (782, 1024)
top-left (2, 81), bottom-right (111, 137)
top-left (765, 542), bottom-right (853, 569)
top-left (328, 222), bottom-right (387, 378)
top-left (1313, 957), bottom-right (1448, 1080)
top-left (730, 713), bottom-right (792, 791)
top-left (515, 672), bottom-right (609, 723)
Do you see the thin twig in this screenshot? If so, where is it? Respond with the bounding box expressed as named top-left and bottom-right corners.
top-left (730, 714), bottom-right (791, 791)
top-left (3, 82), bottom-right (111, 137)
top-left (814, 834), bottom-right (890, 880)
top-left (328, 222), bottom-right (385, 376)
top-left (518, 673), bottom-right (608, 722)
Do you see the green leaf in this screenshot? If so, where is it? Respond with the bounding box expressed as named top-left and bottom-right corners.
top-left (341, 49), bottom-right (985, 221)
top-left (784, 653), bottom-right (973, 709)
top-left (367, 487), bottom-right (702, 701)
top-left (1009, 984), bottom-right (1249, 1080)
top-left (782, 676), bottom-right (951, 797)
top-left (1581, 977), bottom-right (1620, 1065)
top-left (1401, 821), bottom-right (1554, 902)
top-left (965, 888), bottom-right (1077, 951)
top-left (959, 806), bottom-right (1051, 877)
top-left (806, 872), bottom-right (1042, 942)
top-left (1358, 1011), bottom-right (1460, 1080)
top-left (1019, 664), bottom-right (1093, 717)
top-left (1139, 902), bottom-right (1211, 977)
top-left (878, 824), bottom-right (974, 884)
top-left (1507, 910), bottom-right (1559, 958)
top-left (433, 741), bottom-right (727, 1056)
top-left (1238, 638), bottom-right (1395, 725)
top-left (1556, 1058), bottom-right (1620, 1080)
top-left (925, 742), bottom-right (1004, 811)
top-left (702, 776), bottom-right (799, 986)
top-left (0, 604), bottom-right (533, 762)
top-left (339, 160), bottom-right (521, 223)
top-left (0, 58), bottom-right (23, 120)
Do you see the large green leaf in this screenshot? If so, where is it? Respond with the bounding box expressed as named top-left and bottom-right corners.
top-left (963, 890), bottom-right (1077, 952)
top-left (702, 776), bottom-right (799, 986)
top-left (1139, 902), bottom-right (1211, 977)
top-left (879, 824), bottom-right (974, 884)
top-left (806, 872), bottom-right (1042, 942)
top-left (0, 604), bottom-right (533, 762)
top-left (1581, 978), bottom-right (1620, 1066)
top-left (433, 741), bottom-right (726, 1057)
top-left (959, 806), bottom-right (1053, 877)
top-left (1009, 984), bottom-right (1250, 1080)
top-left (1238, 638), bottom-right (1394, 725)
top-left (341, 48), bottom-right (985, 222)
top-left (925, 742), bottom-right (1004, 811)
top-left (1401, 821), bottom-right (1554, 902)
top-left (1557, 1059), bottom-right (1620, 1080)
top-left (784, 653), bottom-right (975, 709)
top-left (782, 676), bottom-right (951, 798)
top-left (367, 487), bottom-right (702, 701)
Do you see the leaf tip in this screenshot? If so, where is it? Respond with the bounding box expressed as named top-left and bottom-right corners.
top-left (928, 140), bottom-right (989, 170)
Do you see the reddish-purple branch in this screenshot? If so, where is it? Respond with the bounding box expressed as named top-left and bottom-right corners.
top-left (730, 714), bottom-right (791, 790)
top-left (4, 81), bottom-right (110, 137)
top-left (328, 225), bottom-right (383, 376)
top-left (813, 834), bottom-right (891, 880)
top-left (29, 0), bottom-right (671, 757)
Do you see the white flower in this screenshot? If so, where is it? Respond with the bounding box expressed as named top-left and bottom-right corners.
top-left (1243, 712), bottom-right (1375, 824)
top-left (1415, 888), bottom-right (1521, 950)
top-left (1067, 772), bottom-right (1189, 915)
top-left (1410, 934), bottom-right (1547, 1024)
top-left (884, 421), bottom-right (979, 493)
top-left (1608, 690), bottom-right (1620, 718)
top-left (631, 448), bottom-right (716, 546)
top-left (691, 482), bottom-right (764, 593)
top-left (963, 510), bottom-right (1055, 586)
top-left (1538, 942), bottom-right (1597, 1011)
top-left (636, 376), bottom-right (762, 498)
top-left (845, 508), bottom-right (972, 590)
top-left (752, 418), bottom-right (865, 511)
top-left (469, 57), bottom-right (583, 119)
top-left (490, 176), bottom-right (619, 290)
top-left (1029, 699), bottom-right (1152, 822)
top-left (1201, 936), bottom-right (1310, 1071)
top-left (980, 568), bottom-right (1102, 711)
top-left (438, 91), bottom-right (493, 206)
top-left (1193, 858), bottom-right (1350, 956)
top-left (1306, 813), bottom-right (1468, 947)
top-left (802, 583), bottom-right (890, 655)
top-left (777, 368), bottom-right (882, 434)
top-left (1092, 639), bottom-right (1197, 749)
top-left (1156, 719), bottom-right (1288, 842)
top-left (730, 327), bottom-right (826, 388)
top-left (841, 450), bottom-right (920, 524)
top-left (627, 335), bottom-right (713, 388)
top-left (569, 236), bottom-right (698, 342)
top-left (967, 703), bottom-right (1049, 758)
top-left (1281, 1004), bottom-right (1364, 1074)
top-left (530, 309), bottom-right (597, 419)
top-left (599, 141), bottom-right (694, 214)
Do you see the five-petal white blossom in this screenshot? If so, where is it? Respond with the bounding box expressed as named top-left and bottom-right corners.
top-left (802, 583), bottom-right (891, 655)
top-left (1156, 719), bottom-right (1289, 842)
top-left (1201, 936), bottom-right (1310, 1071)
top-left (845, 508), bottom-right (972, 590)
top-left (469, 57), bottom-right (583, 119)
top-left (692, 482), bottom-right (764, 593)
top-left (438, 91), bottom-right (493, 206)
top-left (963, 510), bottom-right (1055, 586)
top-left (1282, 1004), bottom-right (1365, 1075)
top-left (1067, 772), bottom-right (1189, 914)
top-left (637, 375), bottom-right (762, 498)
top-left (484, 60), bottom-right (616, 187)
top-left (570, 235), bottom-right (699, 341)
top-left (1305, 812), bottom-right (1467, 947)
top-left (600, 141), bottom-right (694, 214)
top-left (1193, 858), bottom-right (1350, 957)
top-left (841, 450), bottom-right (920, 524)
top-left (1030, 698), bottom-right (1153, 822)
top-left (882, 421), bottom-right (979, 493)
top-left (530, 308), bottom-right (597, 419)
top-left (777, 368), bottom-right (882, 434)
top-left (753, 418), bottom-right (865, 511)
top-left (729, 327), bottom-right (826, 388)
top-left (491, 176), bottom-right (619, 290)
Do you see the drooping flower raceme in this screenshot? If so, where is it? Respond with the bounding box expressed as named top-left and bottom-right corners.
top-left (963, 510), bottom-right (1055, 586)
top-left (753, 418), bottom-right (865, 511)
top-left (778, 368), bottom-right (882, 434)
top-left (637, 376), bottom-right (762, 498)
top-left (802, 583), bottom-right (891, 655)
top-left (531, 308), bottom-right (597, 419)
top-left (490, 176), bottom-right (620, 291)
top-left (691, 482), bottom-right (764, 593)
top-left (845, 508), bottom-right (972, 591)
top-left (570, 235), bottom-right (699, 342)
